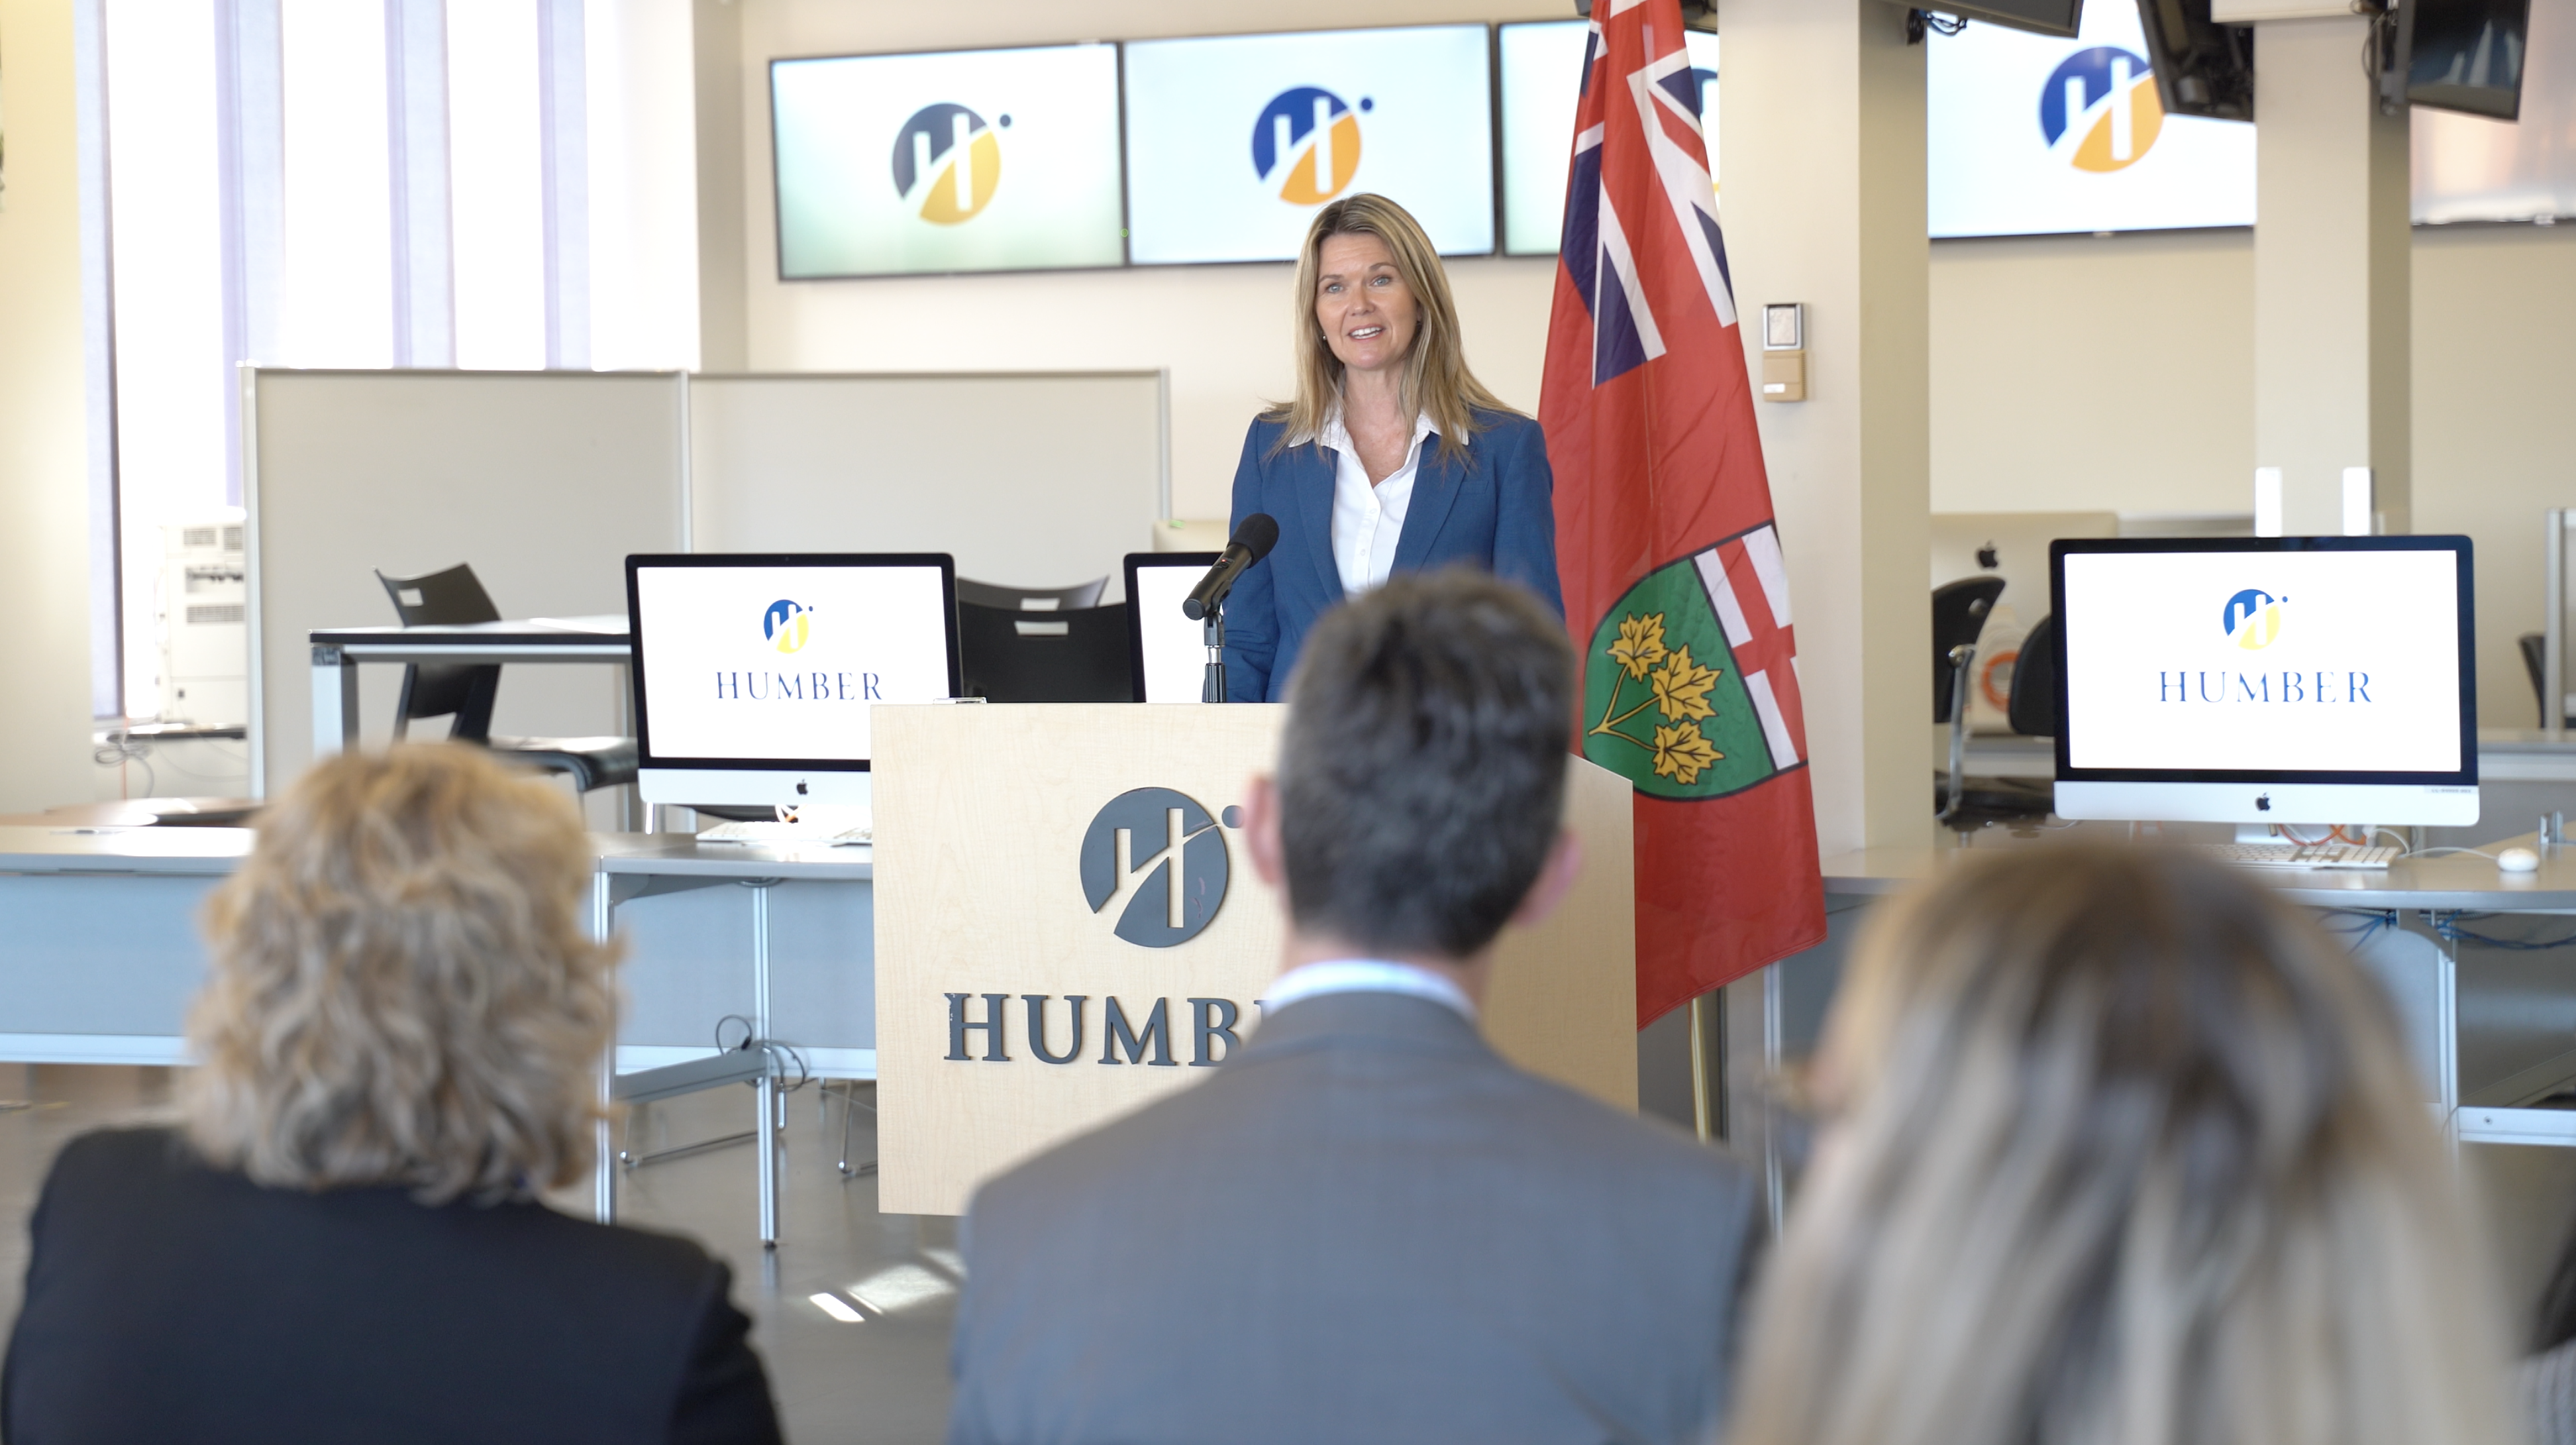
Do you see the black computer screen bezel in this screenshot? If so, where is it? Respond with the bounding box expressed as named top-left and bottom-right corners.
top-left (1124, 551), bottom-right (1220, 702)
top-left (2048, 535), bottom-right (2478, 787)
top-left (625, 552), bottom-right (962, 773)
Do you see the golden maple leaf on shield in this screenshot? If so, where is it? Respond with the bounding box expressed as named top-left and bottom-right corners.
top-left (1651, 721), bottom-right (1722, 784)
top-left (1608, 613), bottom-right (1669, 680)
top-left (1650, 644), bottom-right (1720, 722)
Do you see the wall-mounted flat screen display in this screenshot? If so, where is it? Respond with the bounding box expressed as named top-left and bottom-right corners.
top-left (1928, 3), bottom-right (2254, 238)
top-left (1122, 25), bottom-right (1495, 264)
top-left (772, 44), bottom-right (1125, 278)
top-left (1498, 21), bottom-right (1718, 256)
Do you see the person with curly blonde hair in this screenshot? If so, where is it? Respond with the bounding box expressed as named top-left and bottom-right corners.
top-left (1727, 845), bottom-right (2521, 1445)
top-left (2, 745), bottom-right (781, 1445)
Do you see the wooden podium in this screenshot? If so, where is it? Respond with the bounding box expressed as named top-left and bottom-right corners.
top-left (871, 703), bottom-right (1637, 1216)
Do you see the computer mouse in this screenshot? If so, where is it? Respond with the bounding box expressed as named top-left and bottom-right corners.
top-left (2499, 847), bottom-right (2542, 873)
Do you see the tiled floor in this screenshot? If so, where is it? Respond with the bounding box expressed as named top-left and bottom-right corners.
top-left (0, 1065), bottom-right (956, 1445)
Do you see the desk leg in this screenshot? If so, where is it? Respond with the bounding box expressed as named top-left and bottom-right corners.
top-left (592, 871), bottom-right (617, 1224)
top-left (752, 884), bottom-right (779, 1248)
top-left (311, 645), bottom-right (360, 758)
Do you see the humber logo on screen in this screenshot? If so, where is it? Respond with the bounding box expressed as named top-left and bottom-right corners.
top-left (892, 102), bottom-right (1005, 224)
top-left (2153, 586), bottom-right (2375, 706)
top-left (715, 600), bottom-right (883, 702)
top-left (2039, 46), bottom-right (2165, 174)
top-left (1253, 87), bottom-right (1366, 205)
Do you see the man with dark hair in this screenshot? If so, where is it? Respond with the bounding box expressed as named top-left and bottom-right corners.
top-left (947, 571), bottom-right (1763, 1445)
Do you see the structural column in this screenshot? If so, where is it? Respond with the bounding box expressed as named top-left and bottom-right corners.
top-left (2253, 15), bottom-right (2412, 535)
top-left (1717, 0), bottom-right (1932, 855)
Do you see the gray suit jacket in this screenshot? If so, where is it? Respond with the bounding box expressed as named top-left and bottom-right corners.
top-left (947, 990), bottom-right (1764, 1445)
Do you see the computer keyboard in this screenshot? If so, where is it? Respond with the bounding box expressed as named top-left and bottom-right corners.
top-left (696, 821), bottom-right (872, 847)
top-left (2194, 843), bottom-right (2398, 871)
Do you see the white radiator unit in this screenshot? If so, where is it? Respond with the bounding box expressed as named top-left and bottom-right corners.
top-left (156, 513), bottom-right (248, 728)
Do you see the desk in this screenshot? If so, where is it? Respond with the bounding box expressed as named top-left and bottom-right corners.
top-left (1754, 839), bottom-right (2576, 1151)
top-left (1950, 728), bottom-right (2576, 784)
top-left (307, 615), bottom-right (631, 759)
top-left (0, 825), bottom-right (872, 1247)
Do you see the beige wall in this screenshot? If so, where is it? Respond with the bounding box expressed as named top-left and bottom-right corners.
top-left (725, 0), bottom-right (1563, 525)
top-left (1928, 223), bottom-right (2576, 733)
top-left (719, 0), bottom-right (2576, 760)
top-left (0, 0), bottom-right (100, 812)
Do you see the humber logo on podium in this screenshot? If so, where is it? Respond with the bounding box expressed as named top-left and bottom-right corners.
top-left (1079, 788), bottom-right (1230, 947)
top-left (891, 102), bottom-right (1006, 224)
top-left (2039, 46), bottom-right (2164, 174)
top-left (1253, 87), bottom-right (1366, 205)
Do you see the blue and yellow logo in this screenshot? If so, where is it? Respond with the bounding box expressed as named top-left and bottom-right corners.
top-left (891, 103), bottom-right (1006, 225)
top-left (2039, 47), bottom-right (2164, 174)
top-left (1253, 87), bottom-right (1366, 205)
top-left (763, 600), bottom-right (812, 655)
top-left (2221, 588), bottom-right (2285, 651)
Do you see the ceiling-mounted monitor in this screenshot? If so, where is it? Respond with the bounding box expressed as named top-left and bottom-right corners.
top-left (2134, 0), bottom-right (2255, 121)
top-left (1914, 0), bottom-right (2085, 37)
top-left (1121, 25), bottom-right (1496, 265)
top-left (2396, 0), bottom-right (2532, 121)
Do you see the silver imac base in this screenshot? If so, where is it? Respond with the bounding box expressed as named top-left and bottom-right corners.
top-left (638, 768), bottom-right (874, 809)
top-left (2054, 780), bottom-right (2479, 827)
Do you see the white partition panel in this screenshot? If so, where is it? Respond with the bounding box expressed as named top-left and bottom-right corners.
top-left (248, 369), bottom-right (685, 794)
top-left (688, 371), bottom-right (1168, 598)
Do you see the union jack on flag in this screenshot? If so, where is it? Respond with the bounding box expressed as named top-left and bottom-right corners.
top-left (1539, 0), bottom-right (1826, 1024)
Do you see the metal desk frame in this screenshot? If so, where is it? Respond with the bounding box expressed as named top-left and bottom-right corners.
top-left (588, 837), bottom-right (873, 1248)
top-left (306, 619), bottom-right (632, 763)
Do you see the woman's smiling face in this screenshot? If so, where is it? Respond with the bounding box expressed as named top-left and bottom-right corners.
top-left (1314, 232), bottom-right (1418, 380)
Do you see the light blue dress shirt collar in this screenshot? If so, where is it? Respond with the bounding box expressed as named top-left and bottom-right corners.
top-left (1262, 958), bottom-right (1476, 1021)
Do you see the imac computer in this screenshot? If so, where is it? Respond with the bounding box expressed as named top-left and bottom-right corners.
top-left (2051, 536), bottom-right (2479, 828)
top-left (627, 553), bottom-right (960, 808)
top-left (1125, 551), bottom-right (1219, 703)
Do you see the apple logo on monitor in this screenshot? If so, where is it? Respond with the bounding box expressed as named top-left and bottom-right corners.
top-left (2255, 793), bottom-right (2271, 812)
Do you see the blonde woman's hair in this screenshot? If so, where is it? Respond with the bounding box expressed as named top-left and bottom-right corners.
top-left (1729, 845), bottom-right (2520, 1445)
top-left (1266, 193), bottom-right (1511, 463)
top-left (182, 745), bottom-right (619, 1204)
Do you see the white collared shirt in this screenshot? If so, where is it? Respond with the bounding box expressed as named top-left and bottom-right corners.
top-left (1262, 958), bottom-right (1477, 1022)
top-left (1321, 407), bottom-right (1439, 596)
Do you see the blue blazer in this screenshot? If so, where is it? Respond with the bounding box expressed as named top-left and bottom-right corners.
top-left (1221, 409), bottom-right (1565, 702)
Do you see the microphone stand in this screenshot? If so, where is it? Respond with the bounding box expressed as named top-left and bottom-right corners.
top-left (1202, 606), bottom-right (1227, 704)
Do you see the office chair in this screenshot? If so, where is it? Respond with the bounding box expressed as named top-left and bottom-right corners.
top-left (1937, 599), bottom-right (2057, 831)
top-left (374, 564), bottom-right (638, 792)
top-left (1932, 576), bottom-right (2006, 724)
top-left (958, 600), bottom-right (1133, 702)
top-left (2523, 633), bottom-right (2571, 727)
top-left (956, 576), bottom-right (1109, 612)
top-left (2006, 612), bottom-right (2059, 738)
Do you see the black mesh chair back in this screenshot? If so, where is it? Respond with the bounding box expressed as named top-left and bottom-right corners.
top-left (375, 564), bottom-right (503, 741)
top-left (959, 601), bottom-right (1132, 702)
top-left (956, 576), bottom-right (1109, 612)
top-left (1932, 576), bottom-right (2006, 723)
top-left (2524, 633), bottom-right (2559, 727)
top-left (2007, 613), bottom-right (2060, 737)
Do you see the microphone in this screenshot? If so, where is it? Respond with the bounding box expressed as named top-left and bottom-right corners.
top-left (1182, 513), bottom-right (1280, 621)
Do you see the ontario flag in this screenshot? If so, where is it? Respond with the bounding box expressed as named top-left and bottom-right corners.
top-left (1539, 0), bottom-right (1826, 1024)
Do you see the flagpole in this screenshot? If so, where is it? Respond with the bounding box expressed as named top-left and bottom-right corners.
top-left (1688, 992), bottom-right (1719, 1142)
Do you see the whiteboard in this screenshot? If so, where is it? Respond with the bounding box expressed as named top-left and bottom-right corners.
top-left (247, 370), bottom-right (686, 795)
top-left (688, 371), bottom-right (1167, 599)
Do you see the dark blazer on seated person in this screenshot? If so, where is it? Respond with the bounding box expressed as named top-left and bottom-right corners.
top-left (947, 990), bottom-right (1764, 1445)
top-left (1, 1127), bottom-right (782, 1445)
top-left (1221, 409), bottom-right (1565, 702)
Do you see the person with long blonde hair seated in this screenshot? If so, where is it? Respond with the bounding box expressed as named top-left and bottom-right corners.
top-left (1, 746), bottom-right (782, 1445)
top-left (1728, 846), bottom-right (2520, 1445)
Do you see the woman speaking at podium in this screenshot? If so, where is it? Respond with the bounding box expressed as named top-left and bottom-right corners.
top-left (1221, 193), bottom-right (1563, 702)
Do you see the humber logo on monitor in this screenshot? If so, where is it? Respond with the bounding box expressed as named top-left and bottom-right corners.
top-left (1253, 87), bottom-right (1366, 205)
top-left (2220, 588), bottom-right (2285, 650)
top-left (762, 599), bottom-right (813, 654)
top-left (2039, 46), bottom-right (2164, 174)
top-left (891, 102), bottom-right (1005, 224)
